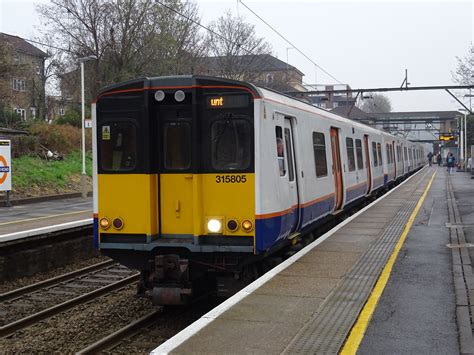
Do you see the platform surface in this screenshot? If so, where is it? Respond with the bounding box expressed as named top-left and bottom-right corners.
top-left (154, 167), bottom-right (473, 354)
top-left (0, 197), bottom-right (92, 237)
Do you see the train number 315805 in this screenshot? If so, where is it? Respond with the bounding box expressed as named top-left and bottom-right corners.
top-left (215, 175), bottom-right (247, 183)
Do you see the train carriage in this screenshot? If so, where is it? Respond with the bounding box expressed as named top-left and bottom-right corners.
top-left (92, 75), bottom-right (424, 305)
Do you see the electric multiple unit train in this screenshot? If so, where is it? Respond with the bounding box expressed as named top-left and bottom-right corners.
top-left (92, 75), bottom-right (424, 304)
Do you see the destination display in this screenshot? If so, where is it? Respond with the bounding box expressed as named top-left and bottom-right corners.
top-left (206, 94), bottom-right (250, 109)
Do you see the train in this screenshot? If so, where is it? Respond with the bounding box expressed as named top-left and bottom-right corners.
top-left (92, 75), bottom-right (425, 305)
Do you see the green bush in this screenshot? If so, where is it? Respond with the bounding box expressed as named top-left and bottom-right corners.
top-left (0, 107), bottom-right (24, 129)
top-left (55, 109), bottom-right (82, 128)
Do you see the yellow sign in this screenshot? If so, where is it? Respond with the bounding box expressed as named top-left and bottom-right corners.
top-left (102, 125), bottom-right (110, 140)
top-left (210, 97), bottom-right (224, 107)
top-left (439, 135), bottom-right (454, 141)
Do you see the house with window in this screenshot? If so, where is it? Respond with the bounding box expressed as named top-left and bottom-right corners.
top-left (0, 33), bottom-right (48, 121)
top-left (199, 54), bottom-right (307, 92)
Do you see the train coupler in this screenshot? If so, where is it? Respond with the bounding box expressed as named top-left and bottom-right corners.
top-left (148, 255), bottom-right (192, 305)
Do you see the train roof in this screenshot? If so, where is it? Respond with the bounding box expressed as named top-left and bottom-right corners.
top-left (95, 75), bottom-right (421, 146)
top-left (95, 75), bottom-right (262, 99)
top-left (257, 86), bottom-right (383, 134)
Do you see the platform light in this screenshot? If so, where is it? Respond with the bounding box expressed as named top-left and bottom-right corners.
top-left (99, 217), bottom-right (110, 230)
top-left (207, 218), bottom-right (223, 234)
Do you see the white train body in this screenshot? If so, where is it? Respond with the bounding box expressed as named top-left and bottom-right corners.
top-left (254, 87), bottom-right (424, 251)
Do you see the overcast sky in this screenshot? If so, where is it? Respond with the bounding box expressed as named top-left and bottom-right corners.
top-left (0, 0), bottom-right (472, 112)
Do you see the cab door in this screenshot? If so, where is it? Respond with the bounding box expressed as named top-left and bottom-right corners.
top-left (159, 116), bottom-right (194, 238)
top-left (330, 127), bottom-right (343, 211)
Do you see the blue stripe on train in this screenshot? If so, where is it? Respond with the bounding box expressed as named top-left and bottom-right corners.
top-left (346, 184), bottom-right (367, 202)
top-left (255, 195), bottom-right (334, 253)
top-left (93, 217), bottom-right (99, 249)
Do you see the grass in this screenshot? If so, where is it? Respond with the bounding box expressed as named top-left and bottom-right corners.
top-left (12, 151), bottom-right (92, 190)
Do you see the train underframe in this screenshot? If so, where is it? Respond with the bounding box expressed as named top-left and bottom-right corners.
top-left (102, 248), bottom-right (275, 305)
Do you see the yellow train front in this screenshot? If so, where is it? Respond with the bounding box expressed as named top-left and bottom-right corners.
top-left (92, 76), bottom-right (258, 305)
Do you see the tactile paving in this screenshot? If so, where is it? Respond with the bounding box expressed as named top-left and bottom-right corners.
top-left (283, 170), bottom-right (429, 354)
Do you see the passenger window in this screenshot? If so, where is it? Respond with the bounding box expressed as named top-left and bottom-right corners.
top-left (211, 118), bottom-right (251, 170)
top-left (386, 144), bottom-right (391, 164)
top-left (372, 142), bottom-right (378, 167)
top-left (100, 122), bottom-right (137, 171)
top-left (377, 143), bottom-right (383, 165)
top-left (313, 132), bottom-right (328, 177)
top-left (346, 137), bottom-right (356, 172)
top-left (404, 147), bottom-right (408, 161)
top-left (276, 126), bottom-right (286, 177)
top-left (355, 139), bottom-right (363, 170)
top-left (284, 128), bottom-right (295, 182)
top-left (163, 122), bottom-right (191, 170)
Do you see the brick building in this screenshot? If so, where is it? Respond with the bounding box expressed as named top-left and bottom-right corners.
top-left (0, 33), bottom-right (48, 120)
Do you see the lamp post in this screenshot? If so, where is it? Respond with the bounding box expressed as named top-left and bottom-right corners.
top-left (459, 108), bottom-right (470, 170)
top-left (79, 55), bottom-right (97, 198)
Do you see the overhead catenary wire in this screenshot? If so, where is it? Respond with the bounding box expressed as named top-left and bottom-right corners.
top-left (238, 0), bottom-right (344, 85)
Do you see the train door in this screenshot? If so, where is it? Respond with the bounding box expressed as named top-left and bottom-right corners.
top-left (392, 141), bottom-right (397, 177)
top-left (330, 127), bottom-right (343, 211)
top-left (363, 135), bottom-right (372, 194)
top-left (400, 144), bottom-right (405, 174)
top-left (159, 115), bottom-right (194, 238)
top-left (284, 117), bottom-right (300, 232)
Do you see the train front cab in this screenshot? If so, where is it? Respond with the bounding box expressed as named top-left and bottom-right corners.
top-left (93, 76), bottom-right (260, 304)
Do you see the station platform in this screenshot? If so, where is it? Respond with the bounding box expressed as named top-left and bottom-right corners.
top-left (0, 197), bottom-right (92, 242)
top-left (154, 167), bottom-right (474, 354)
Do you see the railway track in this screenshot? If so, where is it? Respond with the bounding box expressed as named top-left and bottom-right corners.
top-left (76, 298), bottom-right (217, 354)
top-left (0, 260), bottom-right (139, 337)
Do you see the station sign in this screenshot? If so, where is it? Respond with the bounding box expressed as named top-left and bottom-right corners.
top-left (439, 135), bottom-right (455, 141)
top-left (0, 140), bottom-right (12, 192)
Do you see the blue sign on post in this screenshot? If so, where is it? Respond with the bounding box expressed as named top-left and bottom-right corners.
top-left (0, 139), bottom-right (12, 192)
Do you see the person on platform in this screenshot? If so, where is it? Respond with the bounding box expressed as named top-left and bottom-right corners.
top-left (436, 153), bottom-right (442, 166)
top-left (446, 153), bottom-right (456, 175)
top-left (427, 152), bottom-right (433, 166)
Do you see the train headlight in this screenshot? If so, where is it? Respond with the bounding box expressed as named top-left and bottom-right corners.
top-left (227, 219), bottom-right (239, 232)
top-left (99, 217), bottom-right (110, 230)
top-left (242, 219), bottom-right (253, 232)
top-left (113, 217), bottom-right (124, 230)
top-left (206, 217), bottom-right (223, 234)
top-left (154, 90), bottom-right (165, 102)
top-left (174, 90), bottom-right (185, 102)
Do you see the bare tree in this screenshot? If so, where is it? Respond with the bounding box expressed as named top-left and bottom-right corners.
top-left (358, 93), bottom-right (392, 113)
top-left (452, 43), bottom-right (474, 86)
top-left (37, 0), bottom-right (205, 100)
top-left (203, 11), bottom-right (272, 81)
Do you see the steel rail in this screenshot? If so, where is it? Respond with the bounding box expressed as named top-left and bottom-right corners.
top-left (0, 273), bottom-right (139, 337)
top-left (76, 310), bottom-right (162, 354)
top-left (0, 260), bottom-right (115, 302)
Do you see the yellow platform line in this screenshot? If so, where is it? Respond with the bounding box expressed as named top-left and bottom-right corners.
top-left (341, 170), bottom-right (437, 354)
top-left (0, 210), bottom-right (91, 226)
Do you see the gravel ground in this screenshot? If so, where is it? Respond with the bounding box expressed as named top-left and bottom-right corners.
top-left (1, 284), bottom-right (157, 353)
top-left (0, 255), bottom-right (109, 293)
top-left (110, 299), bottom-right (219, 354)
